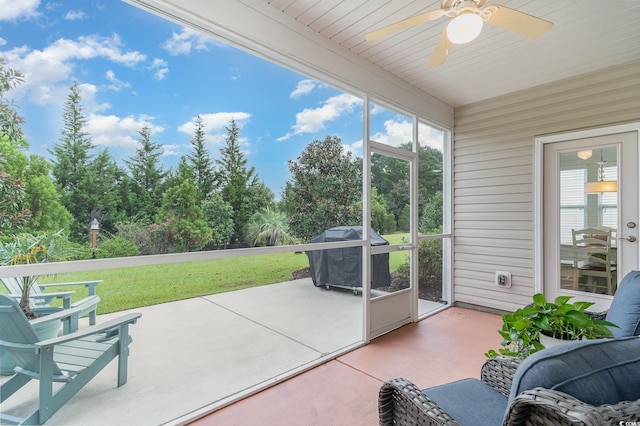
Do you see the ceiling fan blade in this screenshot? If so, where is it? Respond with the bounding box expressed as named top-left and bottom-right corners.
top-left (427, 29), bottom-right (452, 68)
top-left (485, 5), bottom-right (553, 39)
top-left (365, 9), bottom-right (444, 42)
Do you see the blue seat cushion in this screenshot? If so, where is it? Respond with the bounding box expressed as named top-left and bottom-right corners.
top-left (606, 270), bottom-right (640, 337)
top-left (509, 337), bottom-right (640, 408)
top-left (423, 378), bottom-right (508, 425)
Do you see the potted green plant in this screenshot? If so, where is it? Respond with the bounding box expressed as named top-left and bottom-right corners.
top-left (0, 231), bottom-right (83, 374)
top-left (485, 293), bottom-right (618, 359)
top-left (0, 231), bottom-right (80, 318)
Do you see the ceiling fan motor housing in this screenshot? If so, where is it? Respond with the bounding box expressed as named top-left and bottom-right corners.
top-left (442, 0), bottom-right (488, 16)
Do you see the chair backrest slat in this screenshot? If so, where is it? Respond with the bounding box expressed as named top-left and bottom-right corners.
top-left (0, 294), bottom-right (63, 375)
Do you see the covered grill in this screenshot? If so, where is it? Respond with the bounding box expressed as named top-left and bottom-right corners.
top-left (306, 226), bottom-right (391, 292)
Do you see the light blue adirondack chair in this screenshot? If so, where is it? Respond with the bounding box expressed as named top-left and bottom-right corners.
top-left (1, 277), bottom-right (101, 331)
top-left (0, 294), bottom-right (141, 425)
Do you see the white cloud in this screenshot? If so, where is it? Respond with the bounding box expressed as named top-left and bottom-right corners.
top-left (2, 34), bottom-right (146, 105)
top-left (64, 10), bottom-right (86, 20)
top-left (371, 119), bottom-right (413, 147)
top-left (0, 0), bottom-right (40, 21)
top-left (289, 79), bottom-right (316, 99)
top-left (278, 93), bottom-right (361, 141)
top-left (105, 70), bottom-right (130, 92)
top-left (0, 38), bottom-right (6, 46)
top-left (178, 112), bottom-right (251, 145)
top-left (85, 113), bottom-right (164, 150)
top-left (161, 144), bottom-right (182, 157)
top-left (343, 139), bottom-right (363, 157)
top-left (162, 27), bottom-right (225, 56)
top-left (419, 124), bottom-right (445, 151)
top-left (148, 58), bottom-right (169, 81)
top-left (77, 82), bottom-right (110, 113)
top-left (370, 104), bottom-right (386, 115)
top-left (153, 68), bottom-right (169, 81)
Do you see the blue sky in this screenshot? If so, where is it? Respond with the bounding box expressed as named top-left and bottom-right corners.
top-left (0, 0), bottom-right (439, 197)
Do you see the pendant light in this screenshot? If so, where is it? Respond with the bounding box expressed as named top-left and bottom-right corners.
top-left (584, 151), bottom-right (617, 194)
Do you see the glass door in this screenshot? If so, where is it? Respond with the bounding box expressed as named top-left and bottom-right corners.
top-left (542, 131), bottom-right (638, 311)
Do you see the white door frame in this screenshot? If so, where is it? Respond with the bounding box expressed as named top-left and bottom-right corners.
top-left (534, 122), bottom-right (640, 301)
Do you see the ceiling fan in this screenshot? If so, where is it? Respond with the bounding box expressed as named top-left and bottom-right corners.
top-left (365, 0), bottom-right (553, 67)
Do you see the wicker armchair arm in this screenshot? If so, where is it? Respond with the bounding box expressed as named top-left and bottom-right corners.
top-left (585, 310), bottom-right (607, 321)
top-left (505, 387), bottom-right (640, 425)
top-left (379, 378), bottom-right (460, 426)
top-left (480, 356), bottom-right (521, 398)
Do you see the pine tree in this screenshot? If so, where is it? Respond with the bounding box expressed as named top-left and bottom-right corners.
top-left (50, 81), bottom-right (94, 195)
top-left (86, 149), bottom-right (123, 234)
top-left (215, 119), bottom-right (262, 245)
top-left (187, 115), bottom-right (215, 200)
top-left (49, 81), bottom-right (97, 240)
top-left (124, 125), bottom-right (167, 222)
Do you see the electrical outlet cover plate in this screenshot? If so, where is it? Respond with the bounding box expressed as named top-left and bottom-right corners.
top-left (496, 271), bottom-right (512, 288)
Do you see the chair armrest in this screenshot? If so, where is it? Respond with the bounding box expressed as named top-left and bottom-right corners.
top-left (7, 291), bottom-right (75, 309)
top-left (29, 305), bottom-right (83, 334)
top-left (36, 313), bottom-right (142, 348)
top-left (585, 310), bottom-right (607, 321)
top-left (481, 356), bottom-right (521, 398)
top-left (379, 378), bottom-right (460, 426)
top-left (504, 387), bottom-right (640, 425)
top-left (38, 280), bottom-right (102, 296)
top-left (28, 305), bottom-right (83, 326)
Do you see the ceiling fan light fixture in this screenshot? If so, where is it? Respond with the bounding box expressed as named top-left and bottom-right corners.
top-left (446, 12), bottom-right (483, 44)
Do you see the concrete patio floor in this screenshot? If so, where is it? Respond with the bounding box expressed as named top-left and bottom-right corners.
top-left (1, 278), bottom-right (449, 425)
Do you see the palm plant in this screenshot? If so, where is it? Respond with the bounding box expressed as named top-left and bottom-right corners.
top-left (245, 208), bottom-right (297, 247)
top-left (0, 231), bottom-right (80, 316)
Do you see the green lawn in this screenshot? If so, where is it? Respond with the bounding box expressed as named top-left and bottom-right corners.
top-left (384, 233), bottom-right (410, 272)
top-left (42, 252), bottom-right (310, 314)
top-left (29, 233), bottom-right (411, 315)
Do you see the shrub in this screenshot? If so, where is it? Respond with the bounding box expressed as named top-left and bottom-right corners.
top-left (96, 236), bottom-right (140, 258)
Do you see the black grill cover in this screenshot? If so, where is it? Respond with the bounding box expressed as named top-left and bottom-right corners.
top-left (306, 226), bottom-right (390, 289)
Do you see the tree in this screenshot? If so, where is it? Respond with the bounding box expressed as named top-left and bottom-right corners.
top-left (356, 187), bottom-right (396, 234)
top-left (201, 194), bottom-right (234, 249)
top-left (84, 149), bottom-right (124, 234)
top-left (286, 135), bottom-right (362, 242)
top-left (0, 58), bottom-right (25, 146)
top-left (245, 207), bottom-right (296, 247)
top-left (23, 155), bottom-right (73, 232)
top-left (370, 143), bottom-right (443, 229)
top-left (49, 81), bottom-right (96, 241)
top-left (187, 115), bottom-right (215, 200)
top-left (0, 60), bottom-right (29, 234)
top-left (215, 119), bottom-right (269, 245)
top-left (124, 124), bottom-right (167, 222)
top-left (50, 81), bottom-right (94, 194)
top-left (0, 151), bottom-right (29, 234)
top-left (419, 191), bottom-right (443, 234)
top-left (157, 157), bottom-right (212, 252)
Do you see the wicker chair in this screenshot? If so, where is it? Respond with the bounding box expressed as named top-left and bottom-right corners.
top-left (379, 338), bottom-right (640, 425)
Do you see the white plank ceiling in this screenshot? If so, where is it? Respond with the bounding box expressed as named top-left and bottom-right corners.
top-left (260, 0), bottom-right (640, 107)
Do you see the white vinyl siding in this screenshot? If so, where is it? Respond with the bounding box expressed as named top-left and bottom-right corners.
top-left (453, 62), bottom-right (640, 312)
